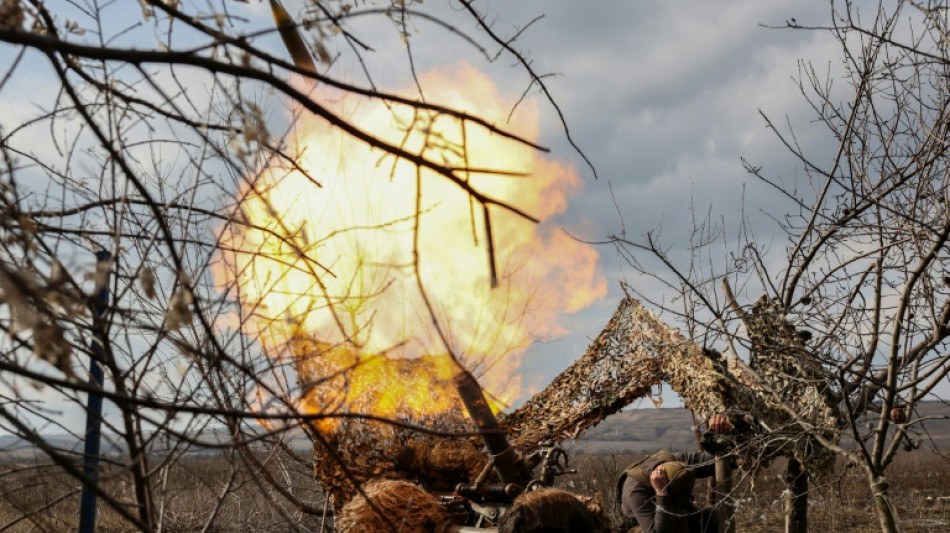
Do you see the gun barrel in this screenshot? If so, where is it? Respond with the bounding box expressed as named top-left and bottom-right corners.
top-left (455, 482), bottom-right (522, 503)
top-left (452, 370), bottom-right (530, 487)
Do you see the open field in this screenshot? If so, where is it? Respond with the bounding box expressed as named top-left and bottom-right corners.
top-left (1, 404), bottom-right (947, 531)
top-left (0, 451), bottom-right (948, 531)
top-left (567, 451), bottom-right (950, 533)
top-left (0, 455), bottom-right (329, 532)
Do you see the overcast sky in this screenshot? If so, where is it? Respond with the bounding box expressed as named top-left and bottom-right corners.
top-left (191, 0), bottom-right (847, 406)
top-left (369, 1), bottom-right (843, 405)
top-left (0, 1), bottom-right (852, 423)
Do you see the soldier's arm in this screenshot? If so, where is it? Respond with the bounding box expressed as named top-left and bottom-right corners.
top-left (674, 451), bottom-right (717, 479)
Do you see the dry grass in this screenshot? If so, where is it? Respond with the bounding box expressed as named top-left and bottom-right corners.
top-left (0, 453), bottom-right (329, 532)
top-left (2, 450), bottom-right (948, 531)
top-left (566, 451), bottom-right (950, 532)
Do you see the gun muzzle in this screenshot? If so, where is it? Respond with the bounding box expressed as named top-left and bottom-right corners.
top-left (452, 370), bottom-right (531, 487)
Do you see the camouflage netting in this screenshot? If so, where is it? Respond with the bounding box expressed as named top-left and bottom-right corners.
top-left (496, 488), bottom-right (610, 533)
top-left (502, 296), bottom-right (743, 448)
top-left (308, 417), bottom-right (486, 509)
top-left (502, 295), bottom-right (839, 473)
top-left (745, 295), bottom-right (837, 428)
top-left (500, 295), bottom-right (673, 450)
top-left (735, 295), bottom-right (840, 470)
top-left (334, 479), bottom-right (446, 533)
top-left (294, 338), bottom-right (488, 508)
top-left (300, 293), bottom-right (840, 511)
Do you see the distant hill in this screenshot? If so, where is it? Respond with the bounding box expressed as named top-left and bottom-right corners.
top-left (565, 407), bottom-right (700, 454)
top-left (1, 402), bottom-right (946, 459)
top-left (568, 401), bottom-right (950, 454)
top-left (0, 426), bottom-right (314, 461)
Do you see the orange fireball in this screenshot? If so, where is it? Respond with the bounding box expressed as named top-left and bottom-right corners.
top-left (217, 63), bottom-right (605, 428)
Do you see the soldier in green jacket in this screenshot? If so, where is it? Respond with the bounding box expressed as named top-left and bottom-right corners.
top-left (617, 414), bottom-right (731, 533)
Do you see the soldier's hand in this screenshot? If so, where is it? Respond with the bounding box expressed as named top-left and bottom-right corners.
top-left (650, 465), bottom-right (670, 496)
top-left (708, 413), bottom-right (733, 433)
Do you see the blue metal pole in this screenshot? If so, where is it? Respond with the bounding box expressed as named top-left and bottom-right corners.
top-left (79, 250), bottom-right (112, 533)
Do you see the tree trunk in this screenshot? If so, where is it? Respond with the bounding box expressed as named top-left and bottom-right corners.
top-left (869, 475), bottom-right (900, 533)
top-left (784, 459), bottom-right (807, 533)
top-left (714, 455), bottom-right (735, 533)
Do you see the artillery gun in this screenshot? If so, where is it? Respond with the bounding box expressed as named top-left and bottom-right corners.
top-left (298, 339), bottom-right (601, 532)
top-left (300, 293), bottom-right (839, 532)
top-left (435, 370), bottom-right (596, 532)
top-left (262, 4), bottom-right (840, 528)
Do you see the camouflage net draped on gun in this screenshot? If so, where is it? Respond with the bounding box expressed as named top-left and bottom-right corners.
top-left (501, 295), bottom-right (839, 472)
top-left (293, 338), bottom-right (487, 508)
top-left (735, 295), bottom-right (840, 470)
top-left (500, 295), bottom-right (720, 449)
top-left (298, 294), bottom-right (839, 509)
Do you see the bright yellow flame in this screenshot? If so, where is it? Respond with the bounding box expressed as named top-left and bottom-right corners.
top-left (293, 339), bottom-right (462, 433)
top-left (218, 63), bottom-right (606, 428)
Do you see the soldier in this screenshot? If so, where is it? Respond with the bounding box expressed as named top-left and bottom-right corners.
top-left (617, 414), bottom-right (731, 533)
